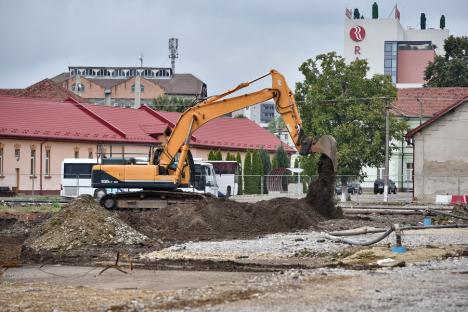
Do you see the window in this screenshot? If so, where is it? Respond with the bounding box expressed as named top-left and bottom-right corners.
top-left (63, 163), bottom-right (94, 179)
top-left (0, 145), bottom-right (3, 176)
top-left (74, 146), bottom-right (80, 158)
top-left (15, 148), bottom-right (20, 161)
top-left (88, 148), bottom-right (93, 159)
top-left (45, 149), bottom-right (51, 176)
top-left (71, 83), bottom-right (85, 92)
top-left (30, 150), bottom-right (36, 176)
top-left (406, 163), bottom-right (414, 182)
top-left (131, 84), bottom-right (144, 92)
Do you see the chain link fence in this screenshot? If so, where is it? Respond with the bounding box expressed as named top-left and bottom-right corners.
top-left (1, 172), bottom-right (468, 204)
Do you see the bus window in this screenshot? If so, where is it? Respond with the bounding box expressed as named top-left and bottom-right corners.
top-left (63, 163), bottom-right (94, 179)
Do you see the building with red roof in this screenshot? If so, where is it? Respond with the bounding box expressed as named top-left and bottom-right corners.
top-left (362, 87), bottom-right (468, 193)
top-left (404, 96), bottom-right (468, 202)
top-left (0, 95), bottom-right (292, 194)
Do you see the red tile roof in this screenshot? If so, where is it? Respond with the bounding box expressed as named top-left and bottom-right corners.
top-left (405, 96), bottom-right (468, 140)
top-left (155, 111), bottom-right (294, 152)
top-left (0, 95), bottom-right (290, 152)
top-left (392, 88), bottom-right (468, 118)
top-left (0, 79), bottom-right (85, 102)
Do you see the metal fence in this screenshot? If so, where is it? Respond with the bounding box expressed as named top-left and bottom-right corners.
top-left (1, 172), bottom-right (468, 204)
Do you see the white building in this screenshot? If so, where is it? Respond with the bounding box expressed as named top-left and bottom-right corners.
top-left (344, 10), bottom-right (449, 88)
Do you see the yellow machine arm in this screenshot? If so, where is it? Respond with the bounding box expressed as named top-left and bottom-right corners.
top-left (157, 69), bottom-right (337, 183)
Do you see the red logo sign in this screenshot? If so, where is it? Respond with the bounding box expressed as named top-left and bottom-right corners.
top-left (349, 26), bottom-right (366, 42)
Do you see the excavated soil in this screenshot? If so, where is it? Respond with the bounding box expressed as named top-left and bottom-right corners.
top-left (21, 196), bottom-right (148, 261)
top-left (11, 156), bottom-right (339, 264)
top-left (117, 197), bottom-right (327, 243)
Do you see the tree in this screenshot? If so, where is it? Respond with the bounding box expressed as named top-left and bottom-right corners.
top-left (267, 116), bottom-right (285, 133)
top-left (295, 52), bottom-right (408, 187)
top-left (275, 145), bottom-right (290, 168)
top-left (225, 152), bottom-right (231, 161)
top-left (251, 150), bottom-right (263, 194)
top-left (151, 95), bottom-right (195, 112)
top-left (215, 150), bottom-right (222, 160)
top-left (259, 147), bottom-right (271, 194)
top-left (372, 2), bottom-right (378, 19)
top-left (271, 154), bottom-right (278, 170)
top-left (440, 15), bottom-right (445, 29)
top-left (420, 13), bottom-right (426, 30)
top-left (424, 36), bottom-right (468, 87)
top-left (236, 152), bottom-right (243, 195)
top-left (243, 151), bottom-right (253, 194)
top-left (208, 150), bottom-right (216, 160)
top-left (353, 8), bottom-right (360, 19)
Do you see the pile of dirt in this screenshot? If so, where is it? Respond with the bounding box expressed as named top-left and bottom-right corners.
top-left (117, 197), bottom-right (326, 242)
top-left (118, 155), bottom-right (340, 243)
top-left (23, 196), bottom-right (148, 254)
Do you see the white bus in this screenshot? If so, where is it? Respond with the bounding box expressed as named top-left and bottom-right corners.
top-left (205, 161), bottom-right (240, 197)
top-left (61, 158), bottom-right (219, 199)
top-left (60, 158), bottom-right (98, 198)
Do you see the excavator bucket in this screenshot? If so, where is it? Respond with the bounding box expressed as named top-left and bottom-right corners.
top-left (300, 135), bottom-right (338, 172)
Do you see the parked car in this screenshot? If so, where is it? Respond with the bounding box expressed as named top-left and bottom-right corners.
top-left (374, 178), bottom-right (397, 194)
top-left (335, 181), bottom-right (363, 195)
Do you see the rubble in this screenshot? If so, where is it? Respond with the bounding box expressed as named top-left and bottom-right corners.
top-left (23, 196), bottom-right (148, 254)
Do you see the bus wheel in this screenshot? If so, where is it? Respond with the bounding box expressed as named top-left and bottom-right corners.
top-left (94, 188), bottom-right (107, 200)
top-left (101, 195), bottom-right (117, 210)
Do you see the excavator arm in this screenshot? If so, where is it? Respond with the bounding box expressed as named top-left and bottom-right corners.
top-left (158, 69), bottom-right (337, 183)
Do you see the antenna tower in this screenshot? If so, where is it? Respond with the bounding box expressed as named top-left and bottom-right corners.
top-left (168, 38), bottom-right (179, 73)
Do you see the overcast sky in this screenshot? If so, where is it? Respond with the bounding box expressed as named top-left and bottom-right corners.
top-left (0, 0), bottom-right (466, 95)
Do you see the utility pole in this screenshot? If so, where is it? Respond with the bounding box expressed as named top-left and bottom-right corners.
top-left (417, 98), bottom-right (423, 125)
top-left (384, 99), bottom-right (390, 202)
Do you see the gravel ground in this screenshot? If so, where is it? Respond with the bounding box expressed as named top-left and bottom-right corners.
top-left (141, 228), bottom-right (468, 262)
top-left (180, 257), bottom-right (468, 312)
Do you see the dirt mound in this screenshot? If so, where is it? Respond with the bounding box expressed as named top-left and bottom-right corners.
top-left (118, 155), bottom-right (339, 243)
top-left (306, 155), bottom-right (341, 218)
top-left (117, 197), bottom-right (328, 242)
top-left (23, 196), bottom-right (148, 254)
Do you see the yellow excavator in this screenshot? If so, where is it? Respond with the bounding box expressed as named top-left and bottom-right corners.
top-left (92, 70), bottom-right (337, 209)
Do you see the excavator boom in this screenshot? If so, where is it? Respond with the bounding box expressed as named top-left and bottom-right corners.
top-left (92, 69), bottom-right (337, 209)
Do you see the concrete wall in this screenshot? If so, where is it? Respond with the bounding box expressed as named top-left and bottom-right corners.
top-left (413, 102), bottom-right (468, 202)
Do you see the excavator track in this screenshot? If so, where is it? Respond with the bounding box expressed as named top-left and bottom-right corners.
top-left (99, 190), bottom-right (210, 210)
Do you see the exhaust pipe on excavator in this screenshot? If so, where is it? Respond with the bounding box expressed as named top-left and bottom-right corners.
top-left (299, 135), bottom-right (337, 172)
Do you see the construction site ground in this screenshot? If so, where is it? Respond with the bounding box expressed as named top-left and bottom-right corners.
top-left (1, 194), bottom-right (468, 311)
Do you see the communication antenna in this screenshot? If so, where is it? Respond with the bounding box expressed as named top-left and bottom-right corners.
top-left (138, 53), bottom-right (143, 67)
top-left (168, 38), bottom-right (179, 73)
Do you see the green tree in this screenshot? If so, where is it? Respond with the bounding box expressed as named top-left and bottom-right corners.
top-left (236, 152), bottom-right (243, 195)
top-left (243, 151), bottom-right (253, 194)
top-left (353, 8), bottom-right (360, 19)
top-left (440, 15), bottom-right (445, 29)
top-left (259, 147), bottom-right (271, 194)
top-left (275, 144), bottom-right (290, 168)
top-left (425, 36), bottom-right (468, 87)
top-left (225, 152), bottom-right (231, 161)
top-left (267, 116), bottom-right (286, 133)
top-left (151, 95), bottom-right (195, 112)
top-left (208, 150), bottom-right (216, 160)
top-left (420, 13), bottom-right (426, 29)
top-left (215, 150), bottom-right (222, 160)
top-left (271, 154), bottom-right (278, 170)
top-left (372, 2), bottom-right (378, 19)
top-left (252, 150), bottom-right (263, 194)
top-left (295, 52), bottom-right (408, 186)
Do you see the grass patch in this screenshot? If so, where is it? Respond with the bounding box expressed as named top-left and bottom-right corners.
top-left (0, 204), bottom-right (62, 213)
